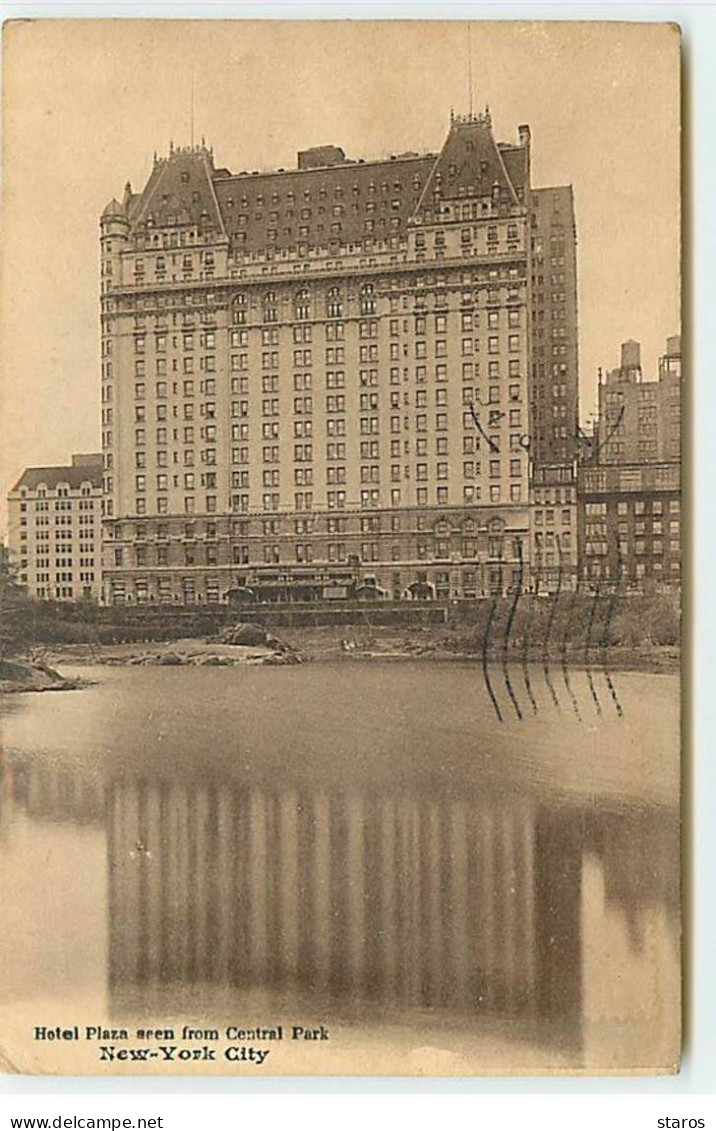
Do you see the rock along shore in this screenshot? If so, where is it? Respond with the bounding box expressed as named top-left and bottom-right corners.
top-left (0, 658), bottom-right (89, 695)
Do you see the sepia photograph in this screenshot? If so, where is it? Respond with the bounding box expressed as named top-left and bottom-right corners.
top-left (0, 19), bottom-right (681, 1076)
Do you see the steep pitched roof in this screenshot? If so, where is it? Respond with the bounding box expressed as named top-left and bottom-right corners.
top-left (499, 145), bottom-right (529, 195)
top-left (131, 146), bottom-right (226, 238)
top-left (415, 113), bottom-right (521, 213)
top-left (120, 118), bottom-right (530, 255)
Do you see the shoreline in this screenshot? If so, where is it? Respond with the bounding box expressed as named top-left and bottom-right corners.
top-left (2, 631), bottom-right (679, 692)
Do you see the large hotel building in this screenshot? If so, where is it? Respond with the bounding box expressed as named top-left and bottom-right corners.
top-left (100, 112), bottom-right (578, 605)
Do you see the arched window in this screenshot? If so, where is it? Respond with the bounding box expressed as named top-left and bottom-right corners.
top-left (327, 286), bottom-right (343, 319)
top-left (360, 282), bottom-right (375, 315)
top-left (295, 288), bottom-right (310, 321)
top-left (263, 290), bottom-right (277, 323)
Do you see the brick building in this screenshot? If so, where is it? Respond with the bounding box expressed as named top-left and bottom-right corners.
top-left (580, 334), bottom-right (682, 590)
top-left (596, 335), bottom-right (681, 465)
top-left (529, 461), bottom-right (578, 593)
top-left (657, 334), bottom-right (682, 462)
top-left (99, 112), bottom-right (579, 605)
top-left (577, 461), bottom-right (681, 590)
top-left (529, 187), bottom-right (580, 466)
top-left (6, 454), bottom-right (103, 601)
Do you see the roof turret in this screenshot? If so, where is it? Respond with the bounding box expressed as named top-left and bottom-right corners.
top-left (101, 198), bottom-right (126, 219)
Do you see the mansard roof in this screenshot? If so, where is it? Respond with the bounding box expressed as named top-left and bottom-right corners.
top-left (212, 152), bottom-right (434, 254)
top-left (415, 111), bottom-right (522, 214)
top-left (118, 114), bottom-right (531, 255)
top-left (11, 458), bottom-right (103, 493)
top-left (130, 143), bottom-right (226, 238)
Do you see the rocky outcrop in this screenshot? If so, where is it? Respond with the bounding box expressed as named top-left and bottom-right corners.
top-left (0, 659), bottom-right (87, 694)
top-left (101, 635), bottom-right (305, 668)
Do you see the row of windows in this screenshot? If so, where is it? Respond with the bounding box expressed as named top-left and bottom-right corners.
top-left (532, 486), bottom-right (575, 504)
top-left (533, 509), bottom-right (572, 526)
top-left (586, 518), bottom-right (680, 537)
top-left (124, 434), bottom-right (527, 473)
top-left (16, 486), bottom-right (95, 500)
top-left (126, 387), bottom-right (521, 424)
top-left (105, 264), bottom-right (526, 319)
top-left (584, 561), bottom-right (680, 579)
top-left (110, 514), bottom-right (502, 540)
top-left (122, 535), bottom-right (525, 569)
top-left (148, 459), bottom-right (526, 491)
top-left (18, 498), bottom-right (96, 512)
top-left (121, 361), bottom-right (524, 400)
top-left (585, 539), bottom-right (680, 557)
top-left (124, 406), bottom-right (524, 449)
top-left (129, 334), bottom-right (524, 375)
top-left (585, 499), bottom-right (680, 517)
top-left (132, 456), bottom-right (527, 492)
top-left (114, 480), bottom-right (526, 518)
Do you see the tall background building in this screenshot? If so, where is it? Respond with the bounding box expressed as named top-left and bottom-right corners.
top-left (596, 336), bottom-right (681, 465)
top-left (578, 335), bottom-right (682, 589)
top-left (6, 453), bottom-right (103, 601)
top-left (99, 112), bottom-right (579, 605)
top-left (529, 186), bottom-right (580, 467)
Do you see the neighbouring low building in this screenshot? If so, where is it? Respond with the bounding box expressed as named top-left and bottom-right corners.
top-left (529, 461), bottom-right (578, 592)
top-left (580, 334), bottom-right (682, 591)
top-left (577, 461), bottom-right (681, 590)
top-left (6, 453), bottom-right (103, 601)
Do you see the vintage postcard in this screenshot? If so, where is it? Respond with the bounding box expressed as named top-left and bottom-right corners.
top-left (0, 20), bottom-right (681, 1076)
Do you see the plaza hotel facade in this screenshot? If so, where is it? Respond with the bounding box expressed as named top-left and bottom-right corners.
top-left (100, 111), bottom-right (578, 605)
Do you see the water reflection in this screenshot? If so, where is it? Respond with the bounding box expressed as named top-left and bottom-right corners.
top-left (1, 750), bottom-right (679, 1066)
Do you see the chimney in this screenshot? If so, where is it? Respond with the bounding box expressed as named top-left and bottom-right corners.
top-left (297, 145), bottom-right (347, 171)
top-left (518, 124), bottom-right (531, 191)
top-left (72, 453), bottom-right (103, 467)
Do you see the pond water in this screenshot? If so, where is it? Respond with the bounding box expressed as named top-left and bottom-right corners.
top-left (0, 661), bottom-right (680, 1075)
